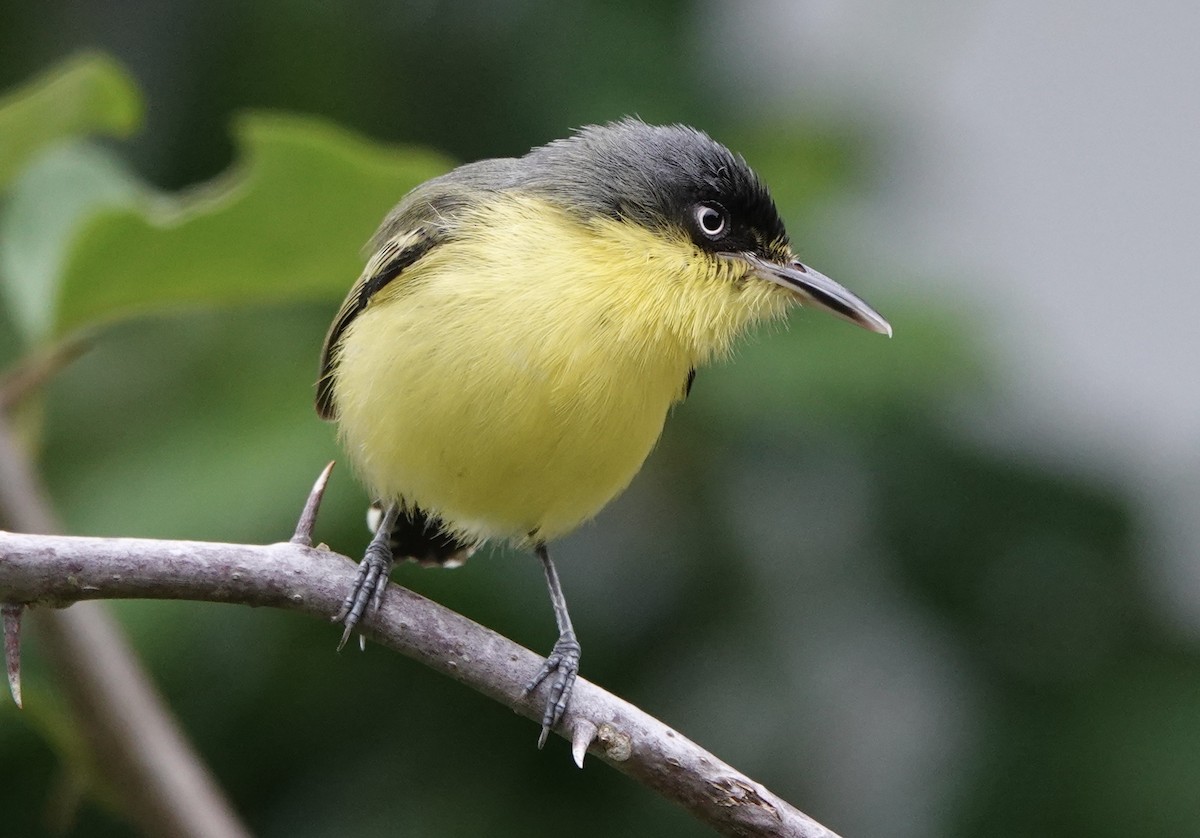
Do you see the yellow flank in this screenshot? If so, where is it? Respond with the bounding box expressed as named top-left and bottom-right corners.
top-left (330, 195), bottom-right (793, 543)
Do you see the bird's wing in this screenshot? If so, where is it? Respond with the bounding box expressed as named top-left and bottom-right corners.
top-left (315, 226), bottom-right (439, 420)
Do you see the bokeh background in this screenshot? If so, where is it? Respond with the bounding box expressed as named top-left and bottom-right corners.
top-left (2, 2), bottom-right (1199, 836)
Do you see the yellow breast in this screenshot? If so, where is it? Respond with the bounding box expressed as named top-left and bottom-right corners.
top-left (330, 196), bottom-right (789, 543)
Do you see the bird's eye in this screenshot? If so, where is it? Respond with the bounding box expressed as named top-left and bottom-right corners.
top-left (694, 202), bottom-right (728, 239)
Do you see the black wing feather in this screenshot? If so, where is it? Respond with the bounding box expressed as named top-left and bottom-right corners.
top-left (315, 228), bottom-right (438, 420)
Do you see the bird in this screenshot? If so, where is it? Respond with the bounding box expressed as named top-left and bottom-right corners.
top-left (316, 118), bottom-right (891, 748)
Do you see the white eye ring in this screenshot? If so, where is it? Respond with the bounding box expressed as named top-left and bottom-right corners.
top-left (695, 203), bottom-right (727, 238)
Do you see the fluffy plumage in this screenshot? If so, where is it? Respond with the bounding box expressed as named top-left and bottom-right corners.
top-left (319, 120), bottom-right (798, 548)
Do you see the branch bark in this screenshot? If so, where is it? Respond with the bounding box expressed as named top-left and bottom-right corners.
top-left (0, 529), bottom-right (843, 838)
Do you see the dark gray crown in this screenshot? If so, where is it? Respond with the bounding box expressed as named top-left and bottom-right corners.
top-left (374, 118), bottom-right (789, 259)
top-left (521, 118), bottom-right (788, 255)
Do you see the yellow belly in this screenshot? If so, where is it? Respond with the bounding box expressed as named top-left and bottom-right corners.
top-left (335, 300), bottom-right (684, 541)
top-left (328, 198), bottom-right (788, 543)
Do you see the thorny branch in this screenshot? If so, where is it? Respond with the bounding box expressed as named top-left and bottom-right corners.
top-left (0, 466), bottom-right (844, 838)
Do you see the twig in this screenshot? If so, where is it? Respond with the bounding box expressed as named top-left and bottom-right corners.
top-left (30, 605), bottom-right (252, 838)
top-left (0, 335), bottom-right (93, 412)
top-left (0, 412), bottom-right (250, 838)
top-left (0, 526), bottom-right (843, 838)
top-left (0, 413), bottom-right (59, 535)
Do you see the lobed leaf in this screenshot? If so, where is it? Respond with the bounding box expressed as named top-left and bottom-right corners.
top-left (54, 113), bottom-right (452, 336)
top-left (0, 52), bottom-right (140, 190)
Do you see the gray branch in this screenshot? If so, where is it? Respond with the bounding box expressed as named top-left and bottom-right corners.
top-left (0, 529), bottom-right (842, 838)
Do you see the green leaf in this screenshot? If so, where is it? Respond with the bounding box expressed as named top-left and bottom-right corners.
top-left (54, 113), bottom-right (453, 337)
top-left (0, 142), bottom-right (146, 343)
top-left (0, 52), bottom-right (141, 190)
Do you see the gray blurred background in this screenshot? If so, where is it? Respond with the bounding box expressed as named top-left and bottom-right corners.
top-left (1, 2), bottom-right (1198, 836)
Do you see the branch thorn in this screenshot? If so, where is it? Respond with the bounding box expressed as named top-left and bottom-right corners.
top-left (571, 719), bottom-right (597, 768)
top-left (291, 461), bottom-right (336, 546)
top-left (3, 603), bottom-right (24, 709)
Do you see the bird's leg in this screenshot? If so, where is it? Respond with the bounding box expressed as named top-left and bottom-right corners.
top-left (522, 543), bottom-right (581, 748)
top-left (333, 503), bottom-right (399, 651)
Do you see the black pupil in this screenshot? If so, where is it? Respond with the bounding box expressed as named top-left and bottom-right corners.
top-left (700, 206), bottom-right (722, 234)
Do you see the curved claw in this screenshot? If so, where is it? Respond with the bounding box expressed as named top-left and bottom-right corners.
top-left (522, 631), bottom-right (581, 748)
top-left (333, 540), bottom-right (393, 651)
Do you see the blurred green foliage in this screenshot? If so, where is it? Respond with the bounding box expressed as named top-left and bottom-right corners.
top-left (0, 20), bottom-right (1197, 838)
top-left (0, 55), bottom-right (451, 344)
top-left (0, 53), bottom-right (139, 191)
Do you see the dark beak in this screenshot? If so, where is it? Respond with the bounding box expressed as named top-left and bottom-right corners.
top-left (732, 253), bottom-right (893, 337)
